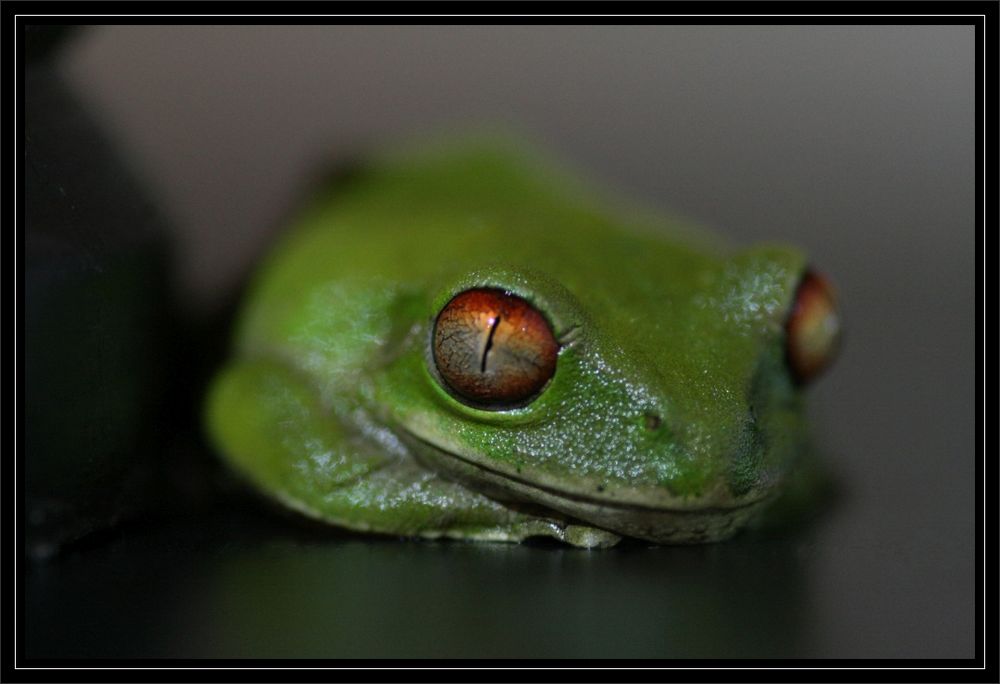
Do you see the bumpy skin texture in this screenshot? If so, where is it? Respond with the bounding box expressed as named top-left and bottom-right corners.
top-left (205, 137), bottom-right (811, 547)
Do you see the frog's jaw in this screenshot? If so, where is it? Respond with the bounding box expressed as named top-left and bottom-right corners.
top-left (391, 355), bottom-right (805, 544)
top-left (398, 424), bottom-right (774, 544)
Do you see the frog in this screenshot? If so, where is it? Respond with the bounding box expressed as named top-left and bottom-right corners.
top-left (204, 135), bottom-right (841, 548)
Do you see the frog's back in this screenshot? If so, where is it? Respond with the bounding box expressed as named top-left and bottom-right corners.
top-left (236, 138), bottom-right (728, 366)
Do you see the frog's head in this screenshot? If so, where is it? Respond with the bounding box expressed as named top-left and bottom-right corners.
top-left (375, 238), bottom-right (840, 544)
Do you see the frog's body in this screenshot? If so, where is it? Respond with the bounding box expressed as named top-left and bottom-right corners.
top-left (206, 138), bottom-right (836, 548)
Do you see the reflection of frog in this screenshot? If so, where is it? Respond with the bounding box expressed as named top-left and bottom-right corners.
top-left (206, 138), bottom-right (840, 548)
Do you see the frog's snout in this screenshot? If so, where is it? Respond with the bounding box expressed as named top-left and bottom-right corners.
top-left (637, 398), bottom-right (775, 501)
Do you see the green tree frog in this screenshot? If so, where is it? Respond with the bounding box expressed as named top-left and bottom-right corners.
top-left (205, 137), bottom-right (840, 548)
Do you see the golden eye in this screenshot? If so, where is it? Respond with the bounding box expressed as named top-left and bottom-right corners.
top-left (785, 270), bottom-right (842, 384)
top-left (432, 288), bottom-right (559, 408)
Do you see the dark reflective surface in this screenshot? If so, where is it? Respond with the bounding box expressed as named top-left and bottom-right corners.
top-left (24, 449), bottom-right (971, 659)
top-left (27, 483), bottom-right (827, 659)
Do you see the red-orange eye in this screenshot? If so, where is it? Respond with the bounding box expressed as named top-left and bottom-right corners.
top-left (432, 288), bottom-right (559, 408)
top-left (785, 270), bottom-right (842, 384)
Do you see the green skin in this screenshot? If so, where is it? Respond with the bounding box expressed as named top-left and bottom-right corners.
top-left (205, 138), bottom-right (812, 548)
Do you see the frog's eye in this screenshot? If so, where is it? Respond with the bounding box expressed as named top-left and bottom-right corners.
top-left (432, 288), bottom-right (559, 409)
top-left (785, 270), bottom-right (842, 384)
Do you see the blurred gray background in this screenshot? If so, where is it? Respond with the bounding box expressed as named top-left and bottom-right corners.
top-left (29, 25), bottom-right (976, 659)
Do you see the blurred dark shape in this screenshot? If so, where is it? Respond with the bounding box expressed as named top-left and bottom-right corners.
top-left (24, 26), bottom-right (174, 559)
top-left (24, 25), bottom-right (79, 64)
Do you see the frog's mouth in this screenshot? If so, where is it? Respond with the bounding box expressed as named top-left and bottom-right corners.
top-left (397, 425), bottom-right (774, 544)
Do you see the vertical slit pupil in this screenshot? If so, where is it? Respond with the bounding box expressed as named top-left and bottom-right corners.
top-left (481, 315), bottom-right (501, 373)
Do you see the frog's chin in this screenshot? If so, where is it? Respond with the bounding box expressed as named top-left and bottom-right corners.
top-left (397, 426), bottom-right (777, 545)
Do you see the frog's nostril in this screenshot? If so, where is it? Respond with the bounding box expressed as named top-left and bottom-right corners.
top-left (643, 412), bottom-right (663, 431)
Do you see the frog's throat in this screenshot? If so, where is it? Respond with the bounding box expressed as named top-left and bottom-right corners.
top-left (397, 426), bottom-right (772, 545)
